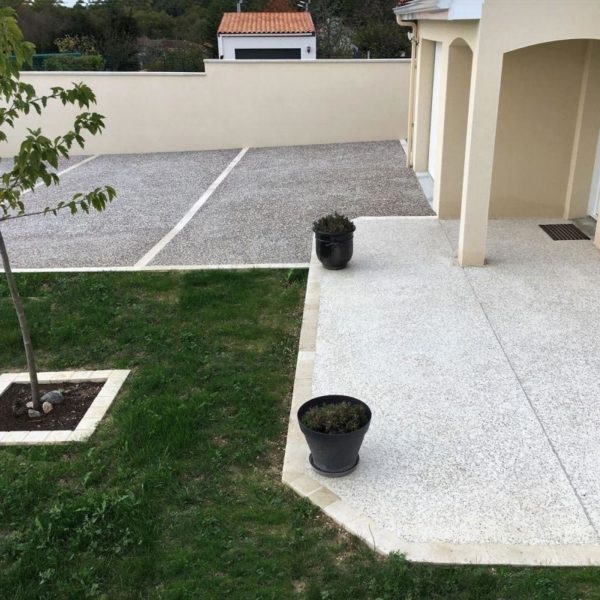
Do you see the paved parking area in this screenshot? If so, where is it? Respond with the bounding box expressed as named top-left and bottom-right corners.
top-left (1, 150), bottom-right (238, 268)
top-left (0, 141), bottom-right (432, 269)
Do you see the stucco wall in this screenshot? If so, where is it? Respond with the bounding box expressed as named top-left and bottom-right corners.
top-left (2, 59), bottom-right (410, 156)
top-left (490, 40), bottom-right (589, 218)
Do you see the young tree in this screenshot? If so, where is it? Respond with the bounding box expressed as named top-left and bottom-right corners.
top-left (0, 8), bottom-right (116, 412)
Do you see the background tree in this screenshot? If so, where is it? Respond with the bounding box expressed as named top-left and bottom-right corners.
top-left (89, 0), bottom-right (140, 70)
top-left (262, 0), bottom-right (294, 11)
top-left (14, 0), bottom-right (69, 53)
top-left (0, 8), bottom-right (116, 411)
top-left (310, 0), bottom-right (352, 58)
top-left (0, 0), bottom-right (409, 67)
top-left (350, 0), bottom-right (409, 58)
top-left (353, 21), bottom-right (410, 58)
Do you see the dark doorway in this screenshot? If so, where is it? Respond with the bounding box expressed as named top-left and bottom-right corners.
top-left (235, 48), bottom-right (301, 60)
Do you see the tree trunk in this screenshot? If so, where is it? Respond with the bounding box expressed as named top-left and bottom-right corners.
top-left (0, 227), bottom-right (40, 410)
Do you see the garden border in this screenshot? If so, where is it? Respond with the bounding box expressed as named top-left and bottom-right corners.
top-left (6, 263), bottom-right (310, 273)
top-left (281, 218), bottom-right (600, 566)
top-left (0, 369), bottom-right (129, 445)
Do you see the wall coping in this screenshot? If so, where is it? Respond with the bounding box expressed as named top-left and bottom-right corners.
top-left (20, 71), bottom-right (208, 77)
top-left (205, 58), bottom-right (411, 64)
top-left (20, 59), bottom-right (410, 77)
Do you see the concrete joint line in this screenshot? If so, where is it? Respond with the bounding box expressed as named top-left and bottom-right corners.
top-left (438, 221), bottom-right (600, 540)
top-left (134, 147), bottom-right (249, 268)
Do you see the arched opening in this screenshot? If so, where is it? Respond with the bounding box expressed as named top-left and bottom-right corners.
top-left (489, 39), bottom-right (600, 224)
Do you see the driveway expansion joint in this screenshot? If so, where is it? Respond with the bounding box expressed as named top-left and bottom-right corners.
top-left (439, 221), bottom-right (600, 541)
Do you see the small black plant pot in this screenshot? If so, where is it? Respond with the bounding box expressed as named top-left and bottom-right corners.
top-left (298, 395), bottom-right (371, 477)
top-left (314, 231), bottom-right (353, 270)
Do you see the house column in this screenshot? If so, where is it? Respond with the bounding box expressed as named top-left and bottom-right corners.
top-left (564, 41), bottom-right (600, 222)
top-left (458, 46), bottom-right (504, 266)
top-left (412, 39), bottom-right (435, 172)
top-left (435, 42), bottom-right (473, 219)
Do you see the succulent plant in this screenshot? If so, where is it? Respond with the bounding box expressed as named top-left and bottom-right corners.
top-left (301, 401), bottom-right (368, 434)
top-left (312, 212), bottom-right (356, 234)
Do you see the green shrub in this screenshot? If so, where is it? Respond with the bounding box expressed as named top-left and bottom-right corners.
top-left (145, 48), bottom-right (204, 72)
top-left (44, 54), bottom-right (106, 71)
top-left (312, 212), bottom-right (356, 234)
top-left (301, 401), bottom-right (368, 434)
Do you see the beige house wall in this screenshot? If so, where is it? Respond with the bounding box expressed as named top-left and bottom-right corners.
top-left (409, 19), bottom-right (478, 177)
top-left (458, 0), bottom-right (600, 264)
top-left (2, 59), bottom-right (410, 156)
top-left (489, 40), bottom-right (590, 218)
top-left (405, 0), bottom-right (600, 265)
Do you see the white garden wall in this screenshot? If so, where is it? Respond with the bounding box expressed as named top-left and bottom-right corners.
top-left (3, 59), bottom-right (410, 156)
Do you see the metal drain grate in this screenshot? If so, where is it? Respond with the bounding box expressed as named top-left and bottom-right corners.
top-left (539, 223), bottom-right (590, 241)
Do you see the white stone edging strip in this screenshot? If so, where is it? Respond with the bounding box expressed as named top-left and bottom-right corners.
top-left (0, 369), bottom-right (130, 445)
top-left (281, 220), bottom-right (600, 566)
top-left (5, 263), bottom-right (310, 274)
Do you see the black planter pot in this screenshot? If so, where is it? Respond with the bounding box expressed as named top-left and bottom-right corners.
top-left (298, 395), bottom-right (371, 477)
top-left (314, 231), bottom-right (354, 270)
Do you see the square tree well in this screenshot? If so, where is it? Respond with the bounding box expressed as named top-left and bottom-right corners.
top-left (0, 370), bottom-right (129, 445)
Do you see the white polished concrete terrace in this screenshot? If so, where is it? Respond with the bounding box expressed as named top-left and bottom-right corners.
top-left (295, 216), bottom-right (600, 563)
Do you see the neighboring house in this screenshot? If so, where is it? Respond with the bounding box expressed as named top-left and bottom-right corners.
top-left (217, 12), bottom-right (316, 60)
top-left (395, 0), bottom-right (600, 266)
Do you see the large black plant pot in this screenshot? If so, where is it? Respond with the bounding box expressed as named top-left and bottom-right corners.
top-left (298, 395), bottom-right (371, 477)
top-left (314, 231), bottom-right (354, 270)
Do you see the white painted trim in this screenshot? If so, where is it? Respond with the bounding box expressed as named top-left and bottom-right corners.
top-left (11, 154), bottom-right (99, 191)
top-left (134, 147), bottom-right (249, 267)
top-left (0, 369), bottom-right (129, 445)
top-left (4, 263), bottom-right (309, 273)
top-left (54, 155), bottom-right (99, 179)
top-left (394, 0), bottom-right (482, 20)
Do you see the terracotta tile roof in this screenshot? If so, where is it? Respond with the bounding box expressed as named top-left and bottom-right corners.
top-left (218, 12), bottom-right (315, 35)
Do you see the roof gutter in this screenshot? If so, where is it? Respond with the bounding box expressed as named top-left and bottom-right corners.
top-left (393, 0), bottom-right (449, 19)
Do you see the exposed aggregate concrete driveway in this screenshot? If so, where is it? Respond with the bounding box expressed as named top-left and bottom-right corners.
top-left (1, 141), bottom-right (433, 269)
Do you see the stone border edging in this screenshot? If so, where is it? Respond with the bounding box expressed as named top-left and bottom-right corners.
top-left (0, 369), bottom-right (130, 445)
top-left (4, 263), bottom-right (310, 274)
top-left (281, 217), bottom-right (600, 566)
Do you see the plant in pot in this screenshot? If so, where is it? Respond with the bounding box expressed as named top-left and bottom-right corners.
top-left (298, 395), bottom-right (371, 477)
top-left (312, 213), bottom-right (356, 270)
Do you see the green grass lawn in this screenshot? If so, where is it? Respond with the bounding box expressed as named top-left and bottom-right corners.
top-left (1, 271), bottom-right (599, 599)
